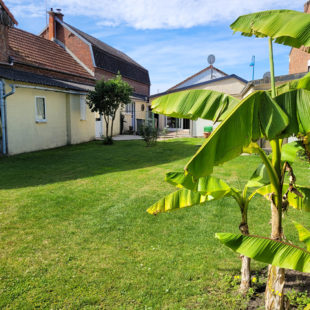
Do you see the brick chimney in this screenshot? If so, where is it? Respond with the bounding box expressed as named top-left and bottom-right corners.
top-left (48, 8), bottom-right (64, 41)
top-left (0, 0), bottom-right (18, 64)
top-left (305, 1), bottom-right (310, 13)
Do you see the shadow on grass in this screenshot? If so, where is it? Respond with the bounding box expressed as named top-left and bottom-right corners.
top-left (0, 139), bottom-right (201, 189)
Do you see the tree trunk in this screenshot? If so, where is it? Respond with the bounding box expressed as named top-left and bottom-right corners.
top-left (240, 255), bottom-right (251, 294)
top-left (265, 265), bottom-right (285, 310)
top-left (110, 116), bottom-right (115, 140)
top-left (104, 115), bottom-right (109, 139)
top-left (265, 199), bottom-right (286, 310)
top-left (239, 216), bottom-right (251, 295)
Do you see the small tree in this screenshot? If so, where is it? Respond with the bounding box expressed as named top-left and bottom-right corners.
top-left (87, 74), bottom-right (132, 144)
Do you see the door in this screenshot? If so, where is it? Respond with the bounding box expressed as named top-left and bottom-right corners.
top-left (95, 116), bottom-right (103, 138)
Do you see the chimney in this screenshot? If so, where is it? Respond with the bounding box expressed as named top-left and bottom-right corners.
top-left (48, 8), bottom-right (63, 41)
top-left (304, 1), bottom-right (310, 13)
top-left (0, 1), bottom-right (18, 64)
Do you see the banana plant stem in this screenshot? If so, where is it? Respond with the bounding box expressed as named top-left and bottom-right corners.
top-left (269, 38), bottom-right (276, 98)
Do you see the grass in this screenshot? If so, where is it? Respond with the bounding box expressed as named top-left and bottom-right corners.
top-left (0, 138), bottom-right (309, 309)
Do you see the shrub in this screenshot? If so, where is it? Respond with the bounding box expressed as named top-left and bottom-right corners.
top-left (141, 125), bottom-right (158, 147)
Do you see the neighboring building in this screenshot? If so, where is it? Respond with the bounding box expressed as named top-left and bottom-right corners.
top-left (150, 65), bottom-right (247, 137)
top-left (0, 1), bottom-right (150, 155)
top-left (289, 1), bottom-right (310, 74)
top-left (40, 9), bottom-right (150, 136)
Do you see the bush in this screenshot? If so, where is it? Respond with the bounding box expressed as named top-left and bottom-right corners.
top-left (141, 125), bottom-right (158, 147)
top-left (103, 136), bottom-right (113, 145)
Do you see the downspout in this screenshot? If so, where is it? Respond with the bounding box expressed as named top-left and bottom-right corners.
top-left (0, 79), bottom-right (15, 155)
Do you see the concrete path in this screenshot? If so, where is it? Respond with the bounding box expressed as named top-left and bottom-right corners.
top-left (113, 135), bottom-right (143, 140)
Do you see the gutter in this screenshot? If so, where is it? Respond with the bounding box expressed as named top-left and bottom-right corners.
top-left (0, 79), bottom-right (15, 155)
top-left (14, 84), bottom-right (88, 95)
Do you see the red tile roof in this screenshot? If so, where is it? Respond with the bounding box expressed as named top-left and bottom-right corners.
top-left (8, 27), bottom-right (93, 80)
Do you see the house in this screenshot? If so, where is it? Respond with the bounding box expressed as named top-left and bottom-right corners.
top-left (40, 9), bottom-right (150, 136)
top-left (0, 1), bottom-right (150, 155)
top-left (289, 1), bottom-right (310, 74)
top-left (150, 65), bottom-right (247, 137)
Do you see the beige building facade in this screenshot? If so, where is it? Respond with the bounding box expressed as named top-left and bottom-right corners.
top-left (150, 66), bottom-right (247, 137)
top-left (3, 79), bottom-right (95, 155)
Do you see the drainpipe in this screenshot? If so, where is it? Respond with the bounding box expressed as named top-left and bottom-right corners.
top-left (0, 79), bottom-right (15, 155)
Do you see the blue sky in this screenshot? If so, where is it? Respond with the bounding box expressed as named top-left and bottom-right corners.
top-left (6, 0), bottom-right (306, 94)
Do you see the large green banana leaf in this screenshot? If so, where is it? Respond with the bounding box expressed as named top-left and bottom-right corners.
top-left (216, 233), bottom-right (310, 273)
top-left (255, 184), bottom-right (310, 212)
top-left (293, 221), bottom-right (310, 252)
top-left (147, 188), bottom-right (211, 214)
top-left (147, 173), bottom-right (241, 214)
top-left (151, 89), bottom-right (239, 121)
top-left (184, 91), bottom-right (289, 178)
top-left (275, 89), bottom-right (310, 137)
top-left (165, 172), bottom-right (239, 199)
top-left (246, 141), bottom-right (305, 188)
top-left (230, 10), bottom-right (310, 49)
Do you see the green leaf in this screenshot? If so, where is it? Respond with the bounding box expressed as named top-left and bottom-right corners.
top-left (147, 188), bottom-right (211, 214)
top-left (293, 221), bottom-right (310, 252)
top-left (246, 141), bottom-right (305, 188)
top-left (275, 89), bottom-right (310, 137)
top-left (246, 163), bottom-right (270, 188)
top-left (230, 10), bottom-right (310, 49)
top-left (255, 184), bottom-right (310, 212)
top-left (165, 172), bottom-right (240, 201)
top-left (287, 186), bottom-right (310, 212)
top-left (216, 233), bottom-right (310, 273)
top-left (151, 89), bottom-right (239, 121)
top-left (184, 91), bottom-right (289, 178)
top-left (281, 141), bottom-right (305, 163)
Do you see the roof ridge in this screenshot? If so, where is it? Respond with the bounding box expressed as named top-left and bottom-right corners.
top-left (63, 21), bottom-right (148, 72)
top-left (168, 65), bottom-right (228, 90)
top-left (0, 0), bottom-right (18, 25)
top-left (151, 74), bottom-right (246, 98)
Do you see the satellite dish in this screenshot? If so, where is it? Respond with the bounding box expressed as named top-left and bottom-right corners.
top-left (263, 71), bottom-right (271, 82)
top-left (263, 71), bottom-right (270, 79)
top-left (208, 54), bottom-right (216, 65)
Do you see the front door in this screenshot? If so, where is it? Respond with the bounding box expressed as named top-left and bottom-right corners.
top-left (95, 116), bottom-right (103, 138)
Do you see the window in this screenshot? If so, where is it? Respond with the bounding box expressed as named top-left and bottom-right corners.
top-left (80, 95), bottom-right (87, 121)
top-left (35, 97), bottom-right (46, 122)
top-left (125, 103), bottom-right (135, 113)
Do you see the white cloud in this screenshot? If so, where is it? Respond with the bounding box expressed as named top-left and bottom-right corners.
top-left (6, 0), bottom-right (305, 29)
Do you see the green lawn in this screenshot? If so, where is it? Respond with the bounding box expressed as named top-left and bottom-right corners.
top-left (0, 139), bottom-right (309, 309)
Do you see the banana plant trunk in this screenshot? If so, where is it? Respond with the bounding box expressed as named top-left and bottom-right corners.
top-left (265, 197), bottom-right (285, 309)
top-left (239, 207), bottom-right (251, 294)
top-left (265, 38), bottom-right (286, 310)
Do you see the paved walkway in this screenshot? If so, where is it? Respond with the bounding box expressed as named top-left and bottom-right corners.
top-left (112, 135), bottom-right (143, 140)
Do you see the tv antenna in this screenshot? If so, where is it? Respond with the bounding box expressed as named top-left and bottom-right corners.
top-left (207, 54), bottom-right (216, 79)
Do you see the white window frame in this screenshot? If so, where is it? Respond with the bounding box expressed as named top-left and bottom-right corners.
top-left (35, 96), bottom-right (47, 123)
top-left (80, 95), bottom-right (87, 121)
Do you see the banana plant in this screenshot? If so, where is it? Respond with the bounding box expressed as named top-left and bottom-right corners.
top-left (148, 169), bottom-right (261, 294)
top-left (149, 9), bottom-right (310, 310)
top-left (215, 220), bottom-right (310, 299)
